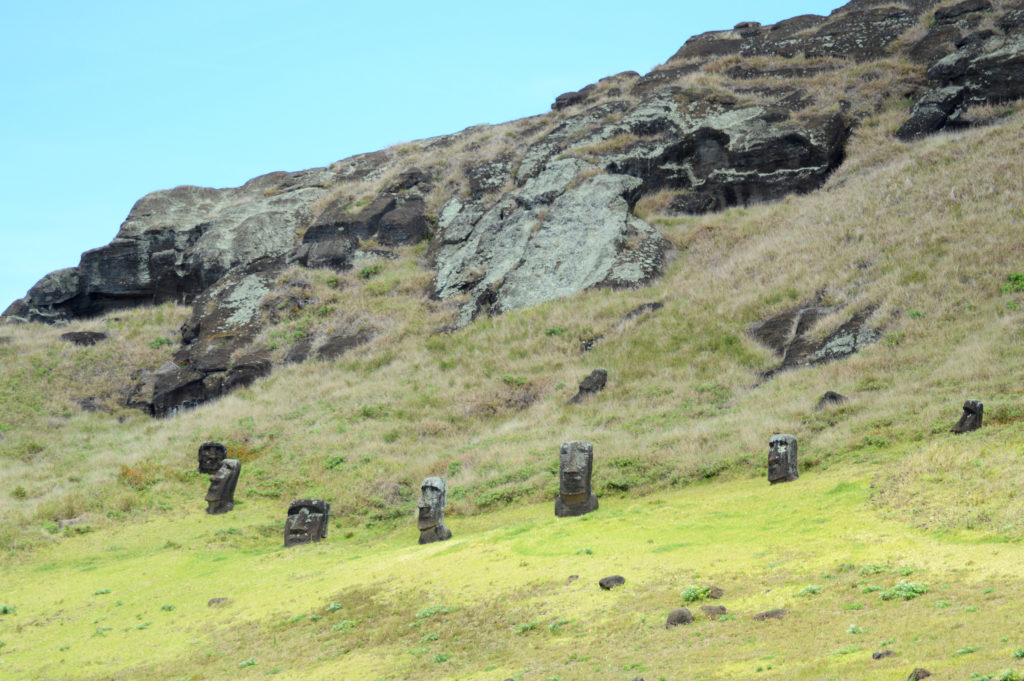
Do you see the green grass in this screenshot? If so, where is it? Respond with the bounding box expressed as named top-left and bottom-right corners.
top-left (1, 471), bottom-right (1023, 681)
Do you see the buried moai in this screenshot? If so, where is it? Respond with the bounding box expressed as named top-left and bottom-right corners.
top-left (951, 399), bottom-right (983, 434)
top-left (417, 477), bottom-right (452, 544)
top-left (768, 434), bottom-right (799, 484)
top-left (197, 441), bottom-right (240, 514)
top-left (284, 499), bottom-right (330, 547)
top-left (555, 441), bottom-right (599, 517)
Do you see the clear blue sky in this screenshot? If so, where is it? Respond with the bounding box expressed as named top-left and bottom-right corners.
top-left (0, 0), bottom-right (843, 313)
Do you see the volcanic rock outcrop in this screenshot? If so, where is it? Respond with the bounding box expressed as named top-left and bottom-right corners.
top-left (7, 0), bottom-right (1023, 416)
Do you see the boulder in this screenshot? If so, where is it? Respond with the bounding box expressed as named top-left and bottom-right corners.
top-left (599, 575), bottom-right (625, 590)
top-left (934, 0), bottom-right (992, 25)
top-left (700, 605), bottom-right (728, 617)
top-left (59, 331), bottom-right (108, 346)
top-left (753, 608), bottom-right (787, 620)
top-left (665, 608), bottom-right (694, 627)
top-left (569, 369), bottom-right (608, 404)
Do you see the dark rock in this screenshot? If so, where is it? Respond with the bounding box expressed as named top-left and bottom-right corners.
top-left (754, 608), bottom-right (787, 620)
top-left (76, 397), bottom-right (103, 412)
top-left (552, 85), bottom-right (597, 110)
top-left (956, 29), bottom-right (995, 48)
top-left (707, 586), bottom-right (725, 599)
top-left (283, 337), bottom-right (312, 364)
top-left (417, 477), bottom-right (452, 544)
top-left (284, 499), bottom-right (330, 547)
top-left (951, 399), bottom-right (983, 433)
top-left (872, 650), bottom-right (895, 659)
top-left (908, 25), bottom-right (963, 64)
top-left (151, 362), bottom-right (207, 418)
top-left (316, 330), bottom-right (374, 361)
top-left (555, 441), bottom-right (599, 517)
top-left (665, 607), bottom-right (694, 627)
top-left (934, 0), bottom-right (992, 25)
top-left (569, 369), bottom-right (608, 404)
top-left (579, 336), bottom-right (603, 353)
top-left (59, 331), bottom-right (108, 346)
top-left (466, 159), bottom-right (513, 198)
top-left (751, 302), bottom-right (881, 377)
top-left (621, 302), bottom-right (663, 323)
top-left (907, 669), bottom-right (931, 681)
top-left (566, 575), bottom-right (579, 585)
top-left (700, 605), bottom-right (728, 617)
top-left (998, 8), bottom-right (1024, 32)
top-left (816, 391), bottom-right (848, 410)
top-left (896, 86), bottom-right (968, 140)
top-left (309, 192), bottom-right (429, 248)
top-left (768, 434), bottom-right (799, 484)
top-left (599, 575), bottom-right (625, 590)
top-left (223, 350), bottom-right (272, 393)
top-left (207, 597), bottom-right (229, 607)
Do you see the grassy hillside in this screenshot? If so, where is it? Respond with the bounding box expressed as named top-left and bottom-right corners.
top-left (3, 100), bottom-right (1024, 679)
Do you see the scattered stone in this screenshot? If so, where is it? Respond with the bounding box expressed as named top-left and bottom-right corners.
top-left (569, 369), bottom-right (608, 404)
top-left (417, 477), bottom-right (452, 544)
top-left (566, 575), bottom-right (579, 585)
top-left (207, 597), bottom-right (229, 607)
top-left (665, 607), bottom-right (694, 627)
top-left (284, 499), bottom-right (330, 547)
top-left (599, 575), bottom-right (625, 590)
top-left (205, 459), bottom-right (241, 515)
top-left (753, 608), bottom-right (787, 620)
top-left (707, 586), bottom-right (725, 599)
top-left (316, 330), bottom-right (374, 361)
top-left (555, 441), bottom-right (599, 517)
top-left (197, 441), bottom-right (228, 474)
top-left (873, 650), bottom-right (896, 659)
top-left (700, 605), bottom-right (728, 617)
top-left (768, 434), bottom-right (799, 485)
top-left (579, 337), bottom-right (602, 353)
top-left (907, 669), bottom-right (931, 681)
top-left (951, 399), bottom-right (983, 433)
top-left (896, 86), bottom-right (968, 140)
top-left (934, 0), bottom-right (992, 25)
top-left (816, 391), bottom-right (847, 410)
top-left (59, 331), bottom-right (108, 346)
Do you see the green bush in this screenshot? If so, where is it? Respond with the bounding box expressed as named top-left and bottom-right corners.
top-left (879, 581), bottom-right (928, 601)
top-left (682, 585), bottom-right (712, 602)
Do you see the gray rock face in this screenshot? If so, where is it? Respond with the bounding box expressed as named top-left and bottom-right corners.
top-left (433, 160), bottom-right (670, 326)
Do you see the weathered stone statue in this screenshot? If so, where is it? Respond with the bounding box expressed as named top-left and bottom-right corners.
top-left (555, 441), bottom-right (599, 517)
top-left (417, 477), bottom-right (452, 544)
top-left (205, 459), bottom-right (241, 514)
top-left (768, 434), bottom-right (798, 484)
top-left (284, 499), bottom-right (330, 547)
top-left (951, 399), bottom-right (983, 434)
top-left (197, 441), bottom-right (227, 474)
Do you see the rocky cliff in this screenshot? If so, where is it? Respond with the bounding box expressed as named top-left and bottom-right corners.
top-left (6, 0), bottom-right (1024, 416)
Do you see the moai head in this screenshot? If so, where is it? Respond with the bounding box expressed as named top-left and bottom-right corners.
top-left (555, 441), bottom-right (599, 517)
top-left (951, 399), bottom-right (983, 434)
top-left (205, 459), bottom-right (241, 515)
top-left (284, 499), bottom-right (330, 547)
top-left (197, 441), bottom-right (227, 474)
top-left (768, 434), bottom-right (799, 484)
top-left (417, 477), bottom-right (452, 544)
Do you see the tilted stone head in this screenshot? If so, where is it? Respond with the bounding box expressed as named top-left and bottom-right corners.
top-left (555, 441), bottom-right (599, 517)
top-left (197, 441), bottom-right (227, 474)
top-left (768, 434), bottom-right (799, 484)
top-left (205, 459), bottom-right (241, 514)
top-left (284, 498), bottom-right (330, 547)
top-left (951, 399), bottom-right (983, 434)
top-left (417, 477), bottom-right (452, 544)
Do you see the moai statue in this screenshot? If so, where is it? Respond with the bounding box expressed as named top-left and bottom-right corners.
top-left (205, 459), bottom-right (241, 514)
top-left (555, 441), bottom-right (599, 517)
top-left (284, 499), bottom-right (330, 547)
top-left (951, 399), bottom-right (983, 434)
top-left (417, 477), bottom-right (452, 544)
top-left (768, 434), bottom-right (799, 484)
top-left (197, 441), bottom-right (227, 474)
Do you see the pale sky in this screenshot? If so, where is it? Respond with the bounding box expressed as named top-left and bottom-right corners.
top-left (0, 0), bottom-right (844, 312)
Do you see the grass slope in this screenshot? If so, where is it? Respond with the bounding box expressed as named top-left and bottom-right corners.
top-left (2, 94), bottom-right (1024, 681)
top-left (3, 470), bottom-right (1023, 680)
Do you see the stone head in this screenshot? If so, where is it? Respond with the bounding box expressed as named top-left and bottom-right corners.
top-left (417, 477), bottom-right (447, 531)
top-left (284, 498), bottom-right (330, 547)
top-left (559, 441), bottom-right (593, 499)
top-left (952, 399), bottom-right (983, 434)
top-left (198, 441), bottom-right (227, 474)
top-left (768, 434), bottom-right (798, 484)
top-left (205, 459), bottom-right (241, 514)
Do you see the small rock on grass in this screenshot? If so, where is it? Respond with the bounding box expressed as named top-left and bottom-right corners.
top-left (872, 650), bottom-right (895, 659)
top-left (599, 575), bottom-right (625, 590)
top-left (700, 605), bottom-right (727, 617)
top-left (753, 608), bottom-right (787, 620)
top-left (666, 608), bottom-right (694, 627)
top-left (907, 669), bottom-right (931, 681)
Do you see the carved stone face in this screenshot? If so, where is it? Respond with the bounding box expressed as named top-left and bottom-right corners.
top-left (284, 499), bottom-right (330, 547)
top-left (768, 434), bottom-right (798, 484)
top-left (417, 477), bottom-right (446, 531)
top-left (197, 441), bottom-right (227, 474)
top-left (952, 399), bottom-right (983, 434)
top-left (205, 459), bottom-right (241, 514)
top-left (559, 441), bottom-right (593, 499)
